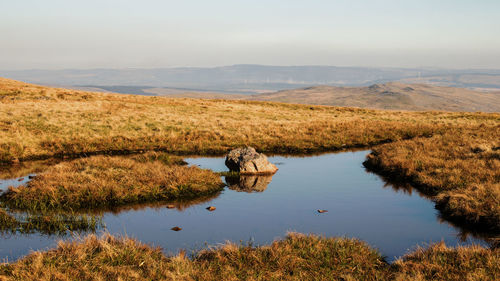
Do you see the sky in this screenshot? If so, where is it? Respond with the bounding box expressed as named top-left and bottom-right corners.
top-left (1, 0), bottom-right (499, 70)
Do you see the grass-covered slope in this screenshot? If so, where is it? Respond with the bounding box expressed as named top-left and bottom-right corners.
top-left (0, 233), bottom-right (498, 281)
top-left (1, 77), bottom-right (499, 163)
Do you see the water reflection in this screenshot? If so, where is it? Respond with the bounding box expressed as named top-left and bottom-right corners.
top-left (225, 174), bottom-right (274, 193)
top-left (0, 192), bottom-right (222, 236)
top-left (0, 159), bottom-right (59, 180)
top-left (367, 170), bottom-right (433, 199)
top-left (365, 168), bottom-right (499, 245)
top-left (0, 209), bottom-right (103, 236)
top-left (81, 192), bottom-right (223, 215)
top-left (0, 170), bottom-right (221, 236)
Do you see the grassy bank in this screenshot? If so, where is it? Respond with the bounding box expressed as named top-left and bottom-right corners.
top-left (0, 152), bottom-right (224, 211)
top-left (0, 233), bottom-right (497, 280)
top-left (392, 242), bottom-right (500, 281)
top-left (2, 78), bottom-right (499, 163)
top-left (364, 127), bottom-right (500, 232)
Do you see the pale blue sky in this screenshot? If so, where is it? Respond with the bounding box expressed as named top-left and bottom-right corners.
top-left (1, 0), bottom-right (499, 69)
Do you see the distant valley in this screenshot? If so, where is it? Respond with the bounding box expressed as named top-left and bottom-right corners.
top-left (3, 65), bottom-right (500, 94)
top-left (1, 65), bottom-right (499, 112)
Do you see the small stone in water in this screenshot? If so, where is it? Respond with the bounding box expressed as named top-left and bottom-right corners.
top-left (171, 227), bottom-right (182, 231)
top-left (166, 204), bottom-right (175, 209)
top-left (206, 206), bottom-right (216, 211)
top-left (317, 210), bottom-right (328, 213)
top-left (18, 178), bottom-right (24, 181)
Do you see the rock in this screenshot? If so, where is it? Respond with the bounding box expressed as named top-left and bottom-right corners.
top-left (225, 147), bottom-right (278, 175)
top-left (206, 206), bottom-right (216, 211)
top-left (28, 175), bottom-right (35, 179)
top-left (471, 144), bottom-right (491, 153)
top-left (18, 178), bottom-right (24, 182)
top-left (226, 174), bottom-right (273, 192)
top-left (171, 226), bottom-right (182, 231)
top-left (317, 210), bottom-right (328, 213)
top-left (166, 204), bottom-right (176, 209)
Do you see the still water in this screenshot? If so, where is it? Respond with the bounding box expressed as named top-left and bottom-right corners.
top-left (0, 150), bottom-right (486, 262)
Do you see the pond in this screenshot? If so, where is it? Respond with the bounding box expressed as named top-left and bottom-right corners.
top-left (0, 150), bottom-right (488, 262)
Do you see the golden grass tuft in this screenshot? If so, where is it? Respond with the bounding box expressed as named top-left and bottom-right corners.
top-left (0, 233), bottom-right (497, 280)
top-left (392, 242), bottom-right (500, 281)
top-left (192, 233), bottom-right (389, 280)
top-left (0, 233), bottom-right (390, 281)
top-left (1, 152), bottom-right (224, 211)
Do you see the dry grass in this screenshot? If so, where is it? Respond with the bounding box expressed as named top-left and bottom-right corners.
top-left (192, 234), bottom-right (389, 280)
top-left (1, 152), bottom-right (224, 211)
top-left (0, 233), bottom-right (389, 281)
top-left (1, 77), bottom-right (499, 164)
top-left (0, 233), bottom-right (497, 281)
top-left (392, 242), bottom-right (500, 281)
top-left (364, 127), bottom-right (500, 231)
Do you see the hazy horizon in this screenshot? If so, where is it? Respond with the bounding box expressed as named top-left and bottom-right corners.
top-left (3, 63), bottom-right (500, 72)
top-left (1, 0), bottom-right (500, 70)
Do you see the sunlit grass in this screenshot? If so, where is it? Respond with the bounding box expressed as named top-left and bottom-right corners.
top-left (2, 78), bottom-right (499, 163)
top-left (1, 152), bottom-right (224, 211)
top-left (0, 233), bottom-right (497, 280)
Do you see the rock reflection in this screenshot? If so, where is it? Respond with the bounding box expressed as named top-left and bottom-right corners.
top-left (225, 174), bottom-right (274, 193)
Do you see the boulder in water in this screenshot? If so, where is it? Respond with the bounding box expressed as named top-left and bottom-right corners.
top-left (225, 147), bottom-right (278, 175)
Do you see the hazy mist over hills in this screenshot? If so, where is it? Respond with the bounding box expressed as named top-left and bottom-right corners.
top-left (2, 65), bottom-right (500, 95)
top-left (2, 66), bottom-right (498, 112)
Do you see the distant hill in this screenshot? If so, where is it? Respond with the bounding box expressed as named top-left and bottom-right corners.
top-left (247, 82), bottom-right (500, 112)
top-left (2, 65), bottom-right (500, 95)
top-left (1, 74), bottom-right (498, 112)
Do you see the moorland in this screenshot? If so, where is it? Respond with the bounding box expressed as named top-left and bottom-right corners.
top-left (0, 77), bottom-right (499, 280)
